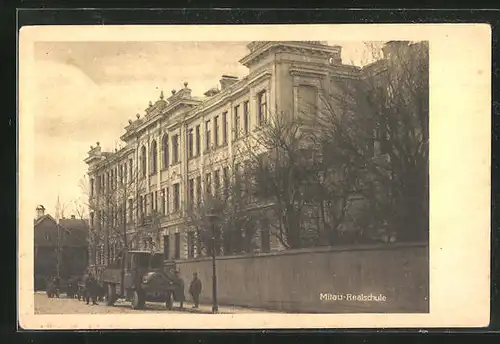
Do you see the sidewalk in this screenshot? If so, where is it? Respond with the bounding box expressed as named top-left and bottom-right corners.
top-left (167, 301), bottom-right (275, 314)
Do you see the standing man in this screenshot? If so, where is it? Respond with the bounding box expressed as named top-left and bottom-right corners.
top-left (85, 272), bottom-right (98, 305)
top-left (173, 270), bottom-right (185, 310)
top-left (188, 272), bottom-right (202, 309)
top-left (53, 276), bottom-right (60, 298)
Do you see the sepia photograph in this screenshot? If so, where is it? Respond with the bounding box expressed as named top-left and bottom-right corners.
top-left (18, 24), bottom-right (490, 329)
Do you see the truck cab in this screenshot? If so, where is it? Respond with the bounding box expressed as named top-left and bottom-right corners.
top-left (102, 250), bottom-right (177, 309)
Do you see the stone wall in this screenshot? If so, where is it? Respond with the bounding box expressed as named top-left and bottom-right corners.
top-left (176, 242), bottom-right (429, 313)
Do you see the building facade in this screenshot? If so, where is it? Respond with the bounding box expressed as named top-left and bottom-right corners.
top-left (84, 40), bottom-right (420, 268)
top-left (34, 205), bottom-right (89, 290)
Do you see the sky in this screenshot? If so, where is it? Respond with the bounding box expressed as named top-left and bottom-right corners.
top-left (32, 41), bottom-right (382, 218)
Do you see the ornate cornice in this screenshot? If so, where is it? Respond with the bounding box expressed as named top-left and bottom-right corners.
top-left (240, 41), bottom-right (341, 68)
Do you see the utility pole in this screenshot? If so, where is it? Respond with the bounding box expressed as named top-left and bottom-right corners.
top-left (207, 212), bottom-right (218, 314)
top-left (55, 196), bottom-right (61, 279)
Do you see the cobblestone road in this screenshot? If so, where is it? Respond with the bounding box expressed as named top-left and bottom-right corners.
top-left (34, 292), bottom-right (271, 314)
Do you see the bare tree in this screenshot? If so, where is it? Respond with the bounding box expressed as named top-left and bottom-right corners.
top-left (242, 111), bottom-right (314, 249)
top-left (184, 146), bottom-right (260, 257)
top-left (80, 150), bottom-right (163, 265)
top-left (309, 41), bottom-right (429, 243)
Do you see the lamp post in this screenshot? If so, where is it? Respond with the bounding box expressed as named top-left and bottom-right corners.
top-left (206, 212), bottom-right (218, 314)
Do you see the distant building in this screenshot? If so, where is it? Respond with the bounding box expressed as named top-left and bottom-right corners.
top-left (34, 205), bottom-right (89, 289)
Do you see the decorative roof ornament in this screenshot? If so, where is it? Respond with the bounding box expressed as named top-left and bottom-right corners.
top-left (90, 145), bottom-right (93, 150)
top-left (136, 113), bottom-right (140, 119)
top-left (96, 141), bottom-right (100, 146)
top-left (128, 119), bottom-right (133, 124)
top-left (171, 89), bottom-right (176, 95)
top-left (149, 101), bottom-right (153, 107)
top-left (184, 82), bottom-right (188, 88)
top-left (160, 90), bottom-right (164, 100)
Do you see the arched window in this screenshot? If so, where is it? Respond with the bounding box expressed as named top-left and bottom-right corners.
top-left (150, 140), bottom-right (158, 174)
top-left (162, 134), bottom-right (169, 169)
top-left (140, 145), bottom-right (147, 177)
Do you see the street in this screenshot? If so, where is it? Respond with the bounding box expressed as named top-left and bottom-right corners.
top-left (34, 291), bottom-right (179, 314)
top-left (34, 292), bottom-right (273, 314)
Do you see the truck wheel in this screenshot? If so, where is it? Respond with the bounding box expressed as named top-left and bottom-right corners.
top-left (131, 290), bottom-right (145, 309)
top-left (106, 284), bottom-right (116, 306)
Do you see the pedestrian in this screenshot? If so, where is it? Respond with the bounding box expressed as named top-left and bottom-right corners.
top-left (173, 270), bottom-right (185, 310)
top-left (188, 272), bottom-right (202, 309)
top-left (85, 273), bottom-right (98, 305)
top-left (52, 276), bottom-right (60, 298)
top-left (46, 276), bottom-right (54, 298)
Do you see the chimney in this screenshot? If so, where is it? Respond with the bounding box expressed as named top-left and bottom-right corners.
top-left (35, 205), bottom-right (45, 219)
top-left (71, 215), bottom-right (76, 219)
top-left (219, 75), bottom-right (239, 90)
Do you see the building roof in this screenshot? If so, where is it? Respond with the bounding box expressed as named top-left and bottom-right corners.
top-left (34, 214), bottom-right (59, 227)
top-left (34, 215), bottom-right (88, 248)
top-left (59, 218), bottom-right (89, 231)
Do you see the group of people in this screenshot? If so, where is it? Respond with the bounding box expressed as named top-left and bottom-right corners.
top-left (44, 270), bottom-right (204, 310)
top-left (45, 276), bottom-right (61, 298)
top-left (171, 271), bottom-right (203, 309)
top-left (82, 272), bottom-right (100, 305)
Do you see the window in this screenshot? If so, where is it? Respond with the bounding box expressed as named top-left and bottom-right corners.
top-left (242, 162), bottom-right (251, 196)
top-left (234, 105), bottom-right (240, 139)
top-left (188, 178), bottom-right (195, 209)
top-left (243, 101), bottom-right (249, 134)
top-left (174, 232), bottom-right (181, 259)
top-left (234, 163), bottom-right (241, 195)
top-left (261, 227), bottom-right (271, 253)
top-left (222, 112), bottom-right (228, 144)
top-left (139, 195), bottom-right (144, 218)
top-left (154, 191), bottom-right (158, 213)
top-left (205, 173), bottom-right (212, 196)
top-left (173, 183), bottom-right (180, 212)
top-left (214, 115), bottom-right (219, 147)
top-left (196, 176), bottom-right (202, 205)
top-left (162, 134), bottom-right (169, 168)
top-left (128, 199), bottom-right (133, 222)
top-left (166, 187), bottom-right (170, 214)
top-left (129, 159), bottom-right (133, 181)
top-left (121, 164), bottom-right (125, 184)
top-left (223, 167), bottom-right (230, 197)
top-left (96, 176), bottom-right (100, 195)
top-left (172, 134), bottom-right (179, 164)
top-left (214, 170), bottom-right (220, 194)
top-left (187, 231), bottom-right (195, 258)
top-left (163, 235), bottom-right (170, 259)
top-left (258, 90), bottom-right (267, 125)
top-left (188, 128), bottom-right (194, 158)
top-left (140, 145), bottom-right (147, 177)
top-left (161, 189), bottom-right (166, 215)
top-left (90, 212), bottom-right (95, 228)
top-left (90, 179), bottom-right (95, 198)
top-left (298, 85), bottom-right (317, 116)
top-left (195, 125), bottom-right (201, 156)
top-left (150, 140), bottom-right (158, 174)
top-left (205, 120), bottom-right (211, 151)
top-left (149, 193), bottom-right (154, 215)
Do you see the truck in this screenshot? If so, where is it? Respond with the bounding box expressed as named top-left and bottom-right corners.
top-left (101, 250), bottom-right (178, 309)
